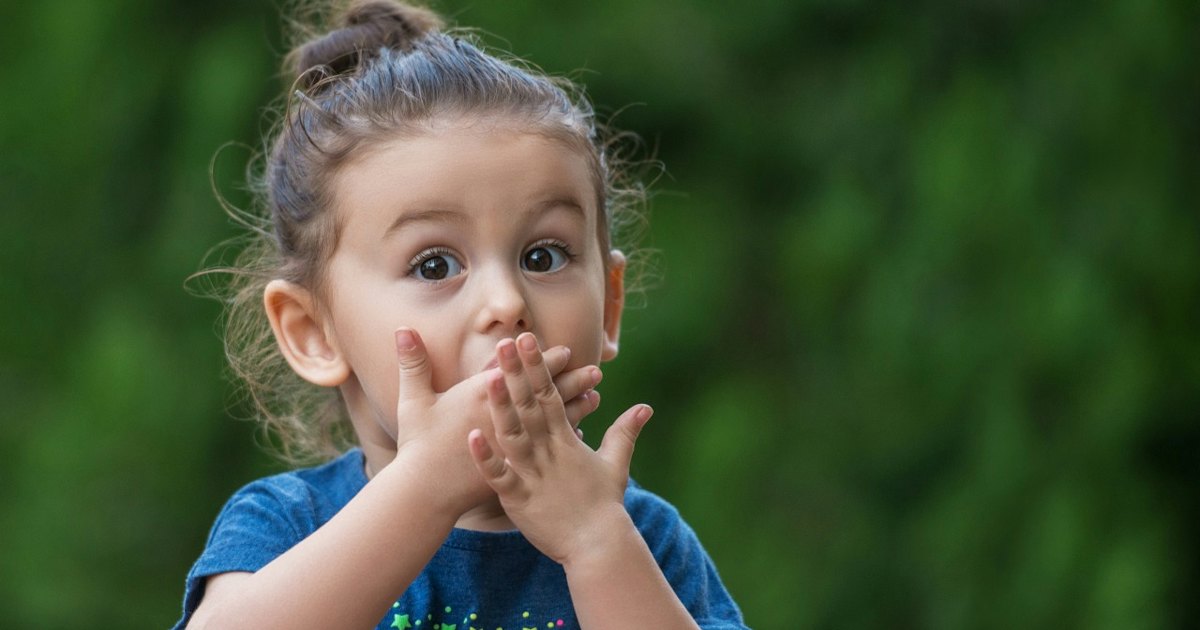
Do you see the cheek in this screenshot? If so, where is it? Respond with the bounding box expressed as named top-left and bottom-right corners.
top-left (386, 307), bottom-right (467, 395)
top-left (327, 298), bottom-right (408, 420)
top-left (425, 337), bottom-right (466, 394)
top-left (544, 294), bottom-right (607, 368)
top-left (341, 328), bottom-right (400, 416)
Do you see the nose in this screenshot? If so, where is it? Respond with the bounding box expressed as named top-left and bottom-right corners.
top-left (472, 266), bottom-right (531, 335)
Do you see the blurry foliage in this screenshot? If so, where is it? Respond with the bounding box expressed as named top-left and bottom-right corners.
top-left (1, 0), bottom-right (1197, 628)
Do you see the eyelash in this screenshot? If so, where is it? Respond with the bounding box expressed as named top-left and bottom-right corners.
top-left (528, 239), bottom-right (578, 263)
top-left (407, 246), bottom-right (459, 280)
top-left (408, 246), bottom-right (455, 266)
top-left (405, 240), bottom-right (579, 281)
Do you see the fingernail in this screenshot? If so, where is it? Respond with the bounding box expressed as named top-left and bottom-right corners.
top-left (636, 405), bottom-right (653, 422)
top-left (499, 340), bottom-right (517, 360)
top-left (518, 333), bottom-right (537, 351)
top-left (395, 329), bottom-right (416, 351)
top-left (589, 390), bottom-right (601, 407)
top-left (589, 367), bottom-right (602, 386)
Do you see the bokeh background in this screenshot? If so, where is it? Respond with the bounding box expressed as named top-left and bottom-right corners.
top-left (1, 0), bottom-right (1197, 628)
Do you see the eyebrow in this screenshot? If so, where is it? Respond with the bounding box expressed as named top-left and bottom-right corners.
top-left (383, 208), bottom-right (468, 239)
top-left (535, 197), bottom-right (587, 221)
top-left (382, 198), bottom-right (586, 240)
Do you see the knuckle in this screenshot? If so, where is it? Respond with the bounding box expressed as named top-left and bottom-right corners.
top-left (500, 421), bottom-right (526, 440)
top-left (618, 421), bottom-right (640, 444)
top-left (534, 380), bottom-right (558, 401)
top-left (400, 353), bottom-right (428, 373)
top-left (487, 457), bottom-right (507, 478)
top-left (515, 396), bottom-right (540, 415)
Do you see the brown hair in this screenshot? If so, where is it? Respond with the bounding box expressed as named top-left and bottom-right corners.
top-left (202, 0), bottom-right (646, 465)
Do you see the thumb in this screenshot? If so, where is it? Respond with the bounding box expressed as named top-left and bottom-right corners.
top-left (395, 328), bottom-right (433, 401)
top-left (597, 404), bottom-right (653, 472)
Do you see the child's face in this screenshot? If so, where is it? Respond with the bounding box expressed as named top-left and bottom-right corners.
top-left (321, 124), bottom-right (620, 436)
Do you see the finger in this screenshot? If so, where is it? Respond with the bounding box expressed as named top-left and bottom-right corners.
top-left (395, 328), bottom-right (433, 403)
top-left (553, 365), bottom-right (603, 408)
top-left (467, 429), bottom-right (520, 496)
top-left (497, 338), bottom-right (546, 437)
top-left (597, 404), bottom-right (653, 472)
top-left (564, 389), bottom-right (600, 428)
top-left (515, 333), bottom-right (570, 435)
top-left (542, 345), bottom-right (571, 378)
top-left (486, 368), bottom-right (532, 460)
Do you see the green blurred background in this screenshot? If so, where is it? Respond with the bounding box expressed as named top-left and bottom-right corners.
top-left (1, 0), bottom-right (1197, 628)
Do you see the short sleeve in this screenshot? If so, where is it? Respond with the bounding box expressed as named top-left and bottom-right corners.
top-left (625, 482), bottom-right (750, 630)
top-left (172, 481), bottom-right (308, 630)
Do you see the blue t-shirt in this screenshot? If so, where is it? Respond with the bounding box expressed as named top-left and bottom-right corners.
top-left (174, 449), bottom-right (748, 629)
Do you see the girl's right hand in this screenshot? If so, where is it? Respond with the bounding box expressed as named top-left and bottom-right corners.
top-left (388, 328), bottom-right (602, 516)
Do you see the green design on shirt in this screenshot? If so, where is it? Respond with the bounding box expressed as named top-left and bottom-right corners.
top-left (389, 603), bottom-right (565, 630)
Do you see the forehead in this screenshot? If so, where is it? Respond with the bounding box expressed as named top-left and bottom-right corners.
top-left (331, 124), bottom-right (601, 237)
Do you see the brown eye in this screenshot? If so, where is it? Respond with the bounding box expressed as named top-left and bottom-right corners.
top-left (524, 248), bottom-right (551, 272)
top-left (410, 250), bottom-right (463, 282)
top-left (420, 256), bottom-right (448, 279)
top-left (521, 245), bottom-right (569, 273)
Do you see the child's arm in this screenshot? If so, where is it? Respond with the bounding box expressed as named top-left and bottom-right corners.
top-left (187, 332), bottom-right (600, 630)
top-left (467, 333), bottom-right (702, 630)
top-left (188, 446), bottom-right (462, 630)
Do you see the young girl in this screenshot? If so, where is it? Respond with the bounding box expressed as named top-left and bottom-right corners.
top-left (175, 2), bottom-right (747, 628)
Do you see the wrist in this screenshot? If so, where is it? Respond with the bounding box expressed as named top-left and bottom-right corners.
top-left (560, 503), bottom-right (639, 571)
top-left (379, 443), bottom-right (477, 521)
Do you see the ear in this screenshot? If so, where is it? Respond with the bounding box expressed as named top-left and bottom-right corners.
top-left (600, 250), bottom-right (626, 362)
top-left (264, 279), bottom-right (350, 387)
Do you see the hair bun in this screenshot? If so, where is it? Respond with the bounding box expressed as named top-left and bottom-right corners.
top-left (290, 1), bottom-right (444, 89)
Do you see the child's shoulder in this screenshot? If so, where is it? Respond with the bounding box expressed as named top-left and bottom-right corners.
top-left (623, 478), bottom-right (693, 539)
top-left (237, 448), bottom-right (365, 496)
top-left (623, 477), bottom-right (736, 605)
top-left (211, 449), bottom-right (367, 537)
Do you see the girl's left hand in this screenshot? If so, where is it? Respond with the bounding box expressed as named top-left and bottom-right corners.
top-left (467, 332), bottom-right (653, 565)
